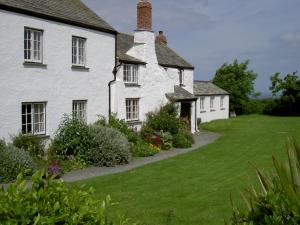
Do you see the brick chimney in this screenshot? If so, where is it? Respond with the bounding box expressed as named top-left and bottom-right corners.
top-left (137, 0), bottom-right (152, 30)
top-left (155, 31), bottom-right (167, 45)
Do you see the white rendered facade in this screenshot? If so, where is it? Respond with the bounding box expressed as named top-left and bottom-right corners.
top-left (111, 31), bottom-right (197, 133)
top-left (196, 95), bottom-right (229, 123)
top-left (0, 9), bottom-right (115, 140)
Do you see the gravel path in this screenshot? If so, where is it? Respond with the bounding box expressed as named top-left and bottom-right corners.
top-left (63, 131), bottom-right (220, 183)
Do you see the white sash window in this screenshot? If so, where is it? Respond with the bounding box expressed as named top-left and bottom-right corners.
top-left (24, 28), bottom-right (43, 63)
top-left (22, 103), bottom-right (46, 135)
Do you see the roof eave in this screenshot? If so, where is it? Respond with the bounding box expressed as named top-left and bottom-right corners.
top-left (118, 59), bottom-right (147, 65)
top-left (159, 63), bottom-right (194, 70)
top-left (0, 4), bottom-right (118, 35)
top-left (194, 93), bottom-right (230, 96)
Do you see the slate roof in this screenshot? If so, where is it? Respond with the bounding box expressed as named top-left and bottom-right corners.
top-left (117, 33), bottom-right (194, 69)
top-left (0, 0), bottom-right (117, 34)
top-left (194, 81), bottom-right (229, 96)
top-left (166, 86), bottom-right (197, 101)
top-left (117, 33), bottom-right (146, 64)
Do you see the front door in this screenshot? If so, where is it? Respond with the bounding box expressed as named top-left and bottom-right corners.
top-left (180, 102), bottom-right (191, 130)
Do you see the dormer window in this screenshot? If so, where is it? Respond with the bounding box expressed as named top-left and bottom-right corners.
top-left (123, 64), bottom-right (138, 84)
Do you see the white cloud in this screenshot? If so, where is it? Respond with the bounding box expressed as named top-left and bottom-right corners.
top-left (281, 33), bottom-right (300, 46)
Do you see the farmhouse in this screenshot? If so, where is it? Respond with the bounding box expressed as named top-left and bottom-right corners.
top-left (0, 0), bottom-right (228, 141)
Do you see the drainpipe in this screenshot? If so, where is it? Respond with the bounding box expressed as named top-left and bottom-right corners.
top-left (108, 35), bottom-right (122, 117)
top-left (194, 99), bottom-right (197, 132)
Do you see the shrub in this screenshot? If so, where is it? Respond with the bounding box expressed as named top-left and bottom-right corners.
top-left (0, 139), bottom-right (5, 151)
top-left (160, 131), bottom-right (173, 150)
top-left (0, 170), bottom-right (128, 224)
top-left (227, 138), bottom-right (300, 225)
top-left (0, 144), bottom-right (36, 182)
top-left (12, 133), bottom-right (45, 158)
top-left (131, 139), bottom-right (159, 157)
top-left (173, 133), bottom-right (192, 148)
top-left (49, 116), bottom-right (92, 157)
top-left (82, 125), bottom-right (131, 167)
top-left (141, 102), bottom-right (183, 135)
top-left (108, 114), bottom-right (140, 144)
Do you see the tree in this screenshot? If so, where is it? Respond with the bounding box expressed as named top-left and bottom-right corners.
top-left (269, 71), bottom-right (300, 115)
top-left (212, 59), bottom-right (258, 115)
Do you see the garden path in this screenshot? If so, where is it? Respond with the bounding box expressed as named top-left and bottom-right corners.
top-left (63, 131), bottom-right (220, 182)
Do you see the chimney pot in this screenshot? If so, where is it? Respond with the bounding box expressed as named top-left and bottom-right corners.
top-left (156, 31), bottom-right (168, 45)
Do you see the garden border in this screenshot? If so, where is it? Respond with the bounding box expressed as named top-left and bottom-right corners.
top-left (62, 131), bottom-right (220, 182)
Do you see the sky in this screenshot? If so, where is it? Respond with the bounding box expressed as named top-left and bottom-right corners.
top-left (82, 0), bottom-right (300, 94)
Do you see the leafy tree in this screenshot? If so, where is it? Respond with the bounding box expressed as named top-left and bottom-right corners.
top-left (213, 60), bottom-right (258, 115)
top-left (269, 71), bottom-right (300, 115)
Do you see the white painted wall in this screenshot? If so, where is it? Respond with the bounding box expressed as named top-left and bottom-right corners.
top-left (196, 95), bottom-right (229, 123)
top-left (0, 10), bottom-right (115, 141)
top-left (112, 30), bottom-right (197, 132)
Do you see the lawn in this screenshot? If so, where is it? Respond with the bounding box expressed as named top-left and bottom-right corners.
top-left (73, 115), bottom-right (300, 225)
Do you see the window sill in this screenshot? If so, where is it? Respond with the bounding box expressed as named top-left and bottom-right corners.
top-left (210, 109), bottom-right (216, 112)
top-left (71, 65), bottom-right (90, 71)
top-left (24, 134), bottom-right (50, 139)
top-left (23, 61), bottom-right (47, 68)
top-left (124, 83), bottom-right (141, 87)
top-left (221, 108), bottom-right (226, 111)
top-left (200, 110), bottom-right (206, 113)
top-left (126, 120), bottom-right (142, 125)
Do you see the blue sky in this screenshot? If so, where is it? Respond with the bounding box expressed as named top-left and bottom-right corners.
top-left (82, 0), bottom-right (300, 94)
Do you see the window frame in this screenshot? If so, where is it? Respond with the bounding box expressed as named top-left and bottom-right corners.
top-left (200, 97), bottom-right (205, 110)
top-left (220, 96), bottom-right (225, 108)
top-left (125, 98), bottom-right (139, 122)
top-left (179, 69), bottom-right (184, 86)
top-left (21, 102), bottom-right (46, 135)
top-left (72, 100), bottom-right (87, 122)
top-left (72, 36), bottom-right (87, 67)
top-left (24, 27), bottom-right (43, 63)
top-left (123, 64), bottom-right (139, 84)
top-left (210, 96), bottom-right (215, 109)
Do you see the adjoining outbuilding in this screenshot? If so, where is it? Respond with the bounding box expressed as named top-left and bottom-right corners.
top-left (194, 81), bottom-right (230, 123)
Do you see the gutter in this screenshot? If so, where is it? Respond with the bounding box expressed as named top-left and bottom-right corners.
top-left (108, 35), bottom-right (122, 117)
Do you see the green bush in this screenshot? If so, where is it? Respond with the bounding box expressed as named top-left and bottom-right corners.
top-left (82, 125), bottom-right (131, 167)
top-left (49, 116), bottom-right (92, 157)
top-left (142, 102), bottom-right (183, 136)
top-left (0, 139), bottom-right (5, 150)
top-left (0, 144), bottom-right (36, 183)
top-left (227, 138), bottom-right (300, 225)
top-left (0, 170), bottom-right (128, 224)
top-left (12, 133), bottom-right (45, 158)
top-left (160, 131), bottom-right (173, 150)
top-left (173, 133), bottom-right (192, 148)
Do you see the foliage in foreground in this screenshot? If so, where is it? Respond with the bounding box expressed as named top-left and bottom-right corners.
top-left (213, 59), bottom-right (258, 115)
top-left (0, 170), bottom-right (132, 225)
top-left (227, 138), bottom-right (300, 224)
top-left (0, 141), bottom-right (36, 183)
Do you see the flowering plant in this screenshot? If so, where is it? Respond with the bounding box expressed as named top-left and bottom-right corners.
top-left (149, 143), bottom-right (160, 153)
top-left (47, 160), bottom-right (63, 177)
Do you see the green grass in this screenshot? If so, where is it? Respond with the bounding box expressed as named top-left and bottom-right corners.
top-left (73, 115), bottom-right (300, 225)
